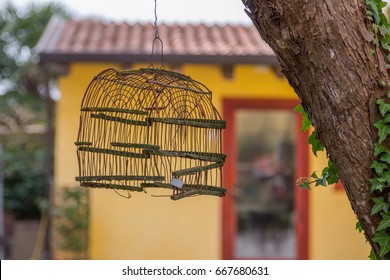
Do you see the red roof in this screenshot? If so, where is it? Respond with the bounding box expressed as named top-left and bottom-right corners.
top-left (36, 17), bottom-right (276, 64)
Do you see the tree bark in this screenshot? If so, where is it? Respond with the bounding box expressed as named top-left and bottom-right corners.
top-left (242, 0), bottom-right (390, 256)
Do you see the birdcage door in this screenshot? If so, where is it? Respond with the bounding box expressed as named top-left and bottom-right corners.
top-left (222, 99), bottom-right (309, 260)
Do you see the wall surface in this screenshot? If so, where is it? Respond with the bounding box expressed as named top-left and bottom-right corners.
top-left (56, 62), bottom-right (369, 259)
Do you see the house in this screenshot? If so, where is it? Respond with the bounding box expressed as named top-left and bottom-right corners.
top-left (36, 17), bottom-right (370, 259)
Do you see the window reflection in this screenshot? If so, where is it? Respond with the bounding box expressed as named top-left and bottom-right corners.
top-left (235, 110), bottom-right (296, 258)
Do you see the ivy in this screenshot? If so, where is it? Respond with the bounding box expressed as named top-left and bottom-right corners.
top-left (356, 220), bottom-right (364, 233)
top-left (377, 212), bottom-right (390, 231)
top-left (308, 131), bottom-right (325, 156)
top-left (294, 104), bottom-right (339, 190)
top-left (370, 197), bottom-right (389, 215)
top-left (374, 119), bottom-right (390, 143)
top-left (358, 0), bottom-right (390, 260)
top-left (370, 91), bottom-right (390, 259)
top-left (372, 231), bottom-right (390, 257)
top-left (294, 104), bottom-right (311, 132)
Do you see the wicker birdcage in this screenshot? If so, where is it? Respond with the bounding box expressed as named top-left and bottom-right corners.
top-left (75, 67), bottom-right (226, 200)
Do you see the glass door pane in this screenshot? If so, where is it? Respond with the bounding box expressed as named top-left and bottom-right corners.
top-left (235, 109), bottom-right (296, 259)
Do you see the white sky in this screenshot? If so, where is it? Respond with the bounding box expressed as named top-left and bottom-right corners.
top-left (9, 0), bottom-right (252, 24)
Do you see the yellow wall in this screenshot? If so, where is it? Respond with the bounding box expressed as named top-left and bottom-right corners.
top-left (56, 62), bottom-right (369, 259)
top-left (309, 151), bottom-right (371, 259)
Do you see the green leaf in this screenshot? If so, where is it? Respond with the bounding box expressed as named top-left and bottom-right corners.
top-left (370, 177), bottom-right (386, 193)
top-left (308, 131), bottom-right (324, 156)
top-left (380, 152), bottom-right (390, 165)
top-left (299, 180), bottom-right (311, 190)
top-left (367, 0), bottom-right (381, 24)
top-left (379, 25), bottom-right (390, 36)
top-left (371, 196), bottom-right (390, 215)
top-left (371, 160), bottom-right (388, 175)
top-left (381, 38), bottom-right (390, 50)
top-left (381, 170), bottom-right (390, 184)
top-left (310, 171), bottom-right (318, 179)
top-left (369, 248), bottom-right (378, 260)
top-left (356, 220), bottom-right (363, 233)
top-left (315, 175), bottom-right (328, 187)
top-left (377, 212), bottom-right (390, 231)
top-left (373, 230), bottom-right (390, 257)
top-left (323, 160), bottom-right (339, 184)
top-left (374, 119), bottom-right (390, 143)
top-left (374, 143), bottom-right (388, 157)
top-left (384, 114), bottom-right (390, 123)
top-left (376, 99), bottom-right (390, 116)
top-left (294, 104), bottom-right (311, 132)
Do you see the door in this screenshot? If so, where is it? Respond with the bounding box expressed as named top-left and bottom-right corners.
top-left (222, 99), bottom-right (308, 259)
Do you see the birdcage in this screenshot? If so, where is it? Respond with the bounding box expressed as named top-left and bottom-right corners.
top-left (75, 67), bottom-right (226, 200)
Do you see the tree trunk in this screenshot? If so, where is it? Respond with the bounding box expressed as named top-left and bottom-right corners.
top-left (242, 0), bottom-right (389, 256)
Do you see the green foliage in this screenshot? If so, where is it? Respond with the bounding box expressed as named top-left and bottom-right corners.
top-left (356, 220), bottom-right (363, 233)
top-left (2, 134), bottom-right (46, 219)
top-left (374, 119), bottom-right (390, 143)
top-left (370, 160), bottom-right (388, 174)
top-left (358, 0), bottom-right (390, 259)
top-left (371, 197), bottom-right (389, 215)
top-left (370, 95), bottom-right (390, 259)
top-left (294, 104), bottom-right (311, 132)
top-left (294, 105), bottom-right (339, 190)
top-left (0, 1), bottom-right (69, 95)
top-left (55, 188), bottom-right (89, 257)
top-left (366, 0), bottom-right (388, 25)
top-left (0, 1), bottom-right (70, 220)
top-left (372, 230), bottom-right (390, 257)
top-left (369, 248), bottom-right (378, 260)
top-left (308, 131), bottom-right (325, 156)
top-left (377, 212), bottom-right (390, 231)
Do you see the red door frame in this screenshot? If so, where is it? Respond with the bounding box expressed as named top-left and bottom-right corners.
top-left (222, 98), bottom-right (309, 260)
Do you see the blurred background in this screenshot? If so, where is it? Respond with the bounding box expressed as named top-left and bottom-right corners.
top-left (0, 0), bottom-right (375, 260)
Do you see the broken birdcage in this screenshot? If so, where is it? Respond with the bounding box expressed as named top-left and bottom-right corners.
top-left (75, 67), bottom-right (226, 200)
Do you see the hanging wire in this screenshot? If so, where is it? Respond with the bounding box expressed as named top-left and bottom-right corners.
top-left (150, 0), bottom-right (164, 68)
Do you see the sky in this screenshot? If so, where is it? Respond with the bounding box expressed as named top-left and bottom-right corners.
top-left (9, 0), bottom-right (252, 24)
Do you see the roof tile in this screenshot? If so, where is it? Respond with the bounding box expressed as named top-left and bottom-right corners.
top-left (37, 18), bottom-right (276, 64)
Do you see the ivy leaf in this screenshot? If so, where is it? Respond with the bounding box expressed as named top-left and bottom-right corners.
top-left (374, 143), bottom-right (388, 157)
top-left (377, 212), bottom-right (390, 231)
top-left (380, 151), bottom-right (390, 165)
top-left (315, 175), bottom-right (328, 187)
top-left (373, 230), bottom-right (390, 258)
top-left (310, 171), bottom-right (318, 179)
top-left (369, 248), bottom-right (378, 260)
top-left (379, 25), bottom-right (390, 36)
top-left (366, 0), bottom-right (382, 24)
top-left (370, 177), bottom-right (387, 193)
top-left (381, 38), bottom-right (390, 50)
top-left (356, 220), bottom-right (363, 233)
top-left (376, 99), bottom-right (390, 116)
top-left (294, 104), bottom-right (311, 132)
top-left (371, 160), bottom-right (388, 175)
top-left (308, 131), bottom-right (324, 156)
top-left (371, 196), bottom-right (390, 215)
top-left (298, 180), bottom-right (311, 190)
top-left (374, 119), bottom-right (390, 143)
top-left (323, 160), bottom-right (339, 184)
top-left (381, 170), bottom-right (390, 185)
top-left (384, 114), bottom-right (390, 123)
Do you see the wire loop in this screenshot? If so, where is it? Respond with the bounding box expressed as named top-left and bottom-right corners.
top-left (150, 0), bottom-right (164, 68)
